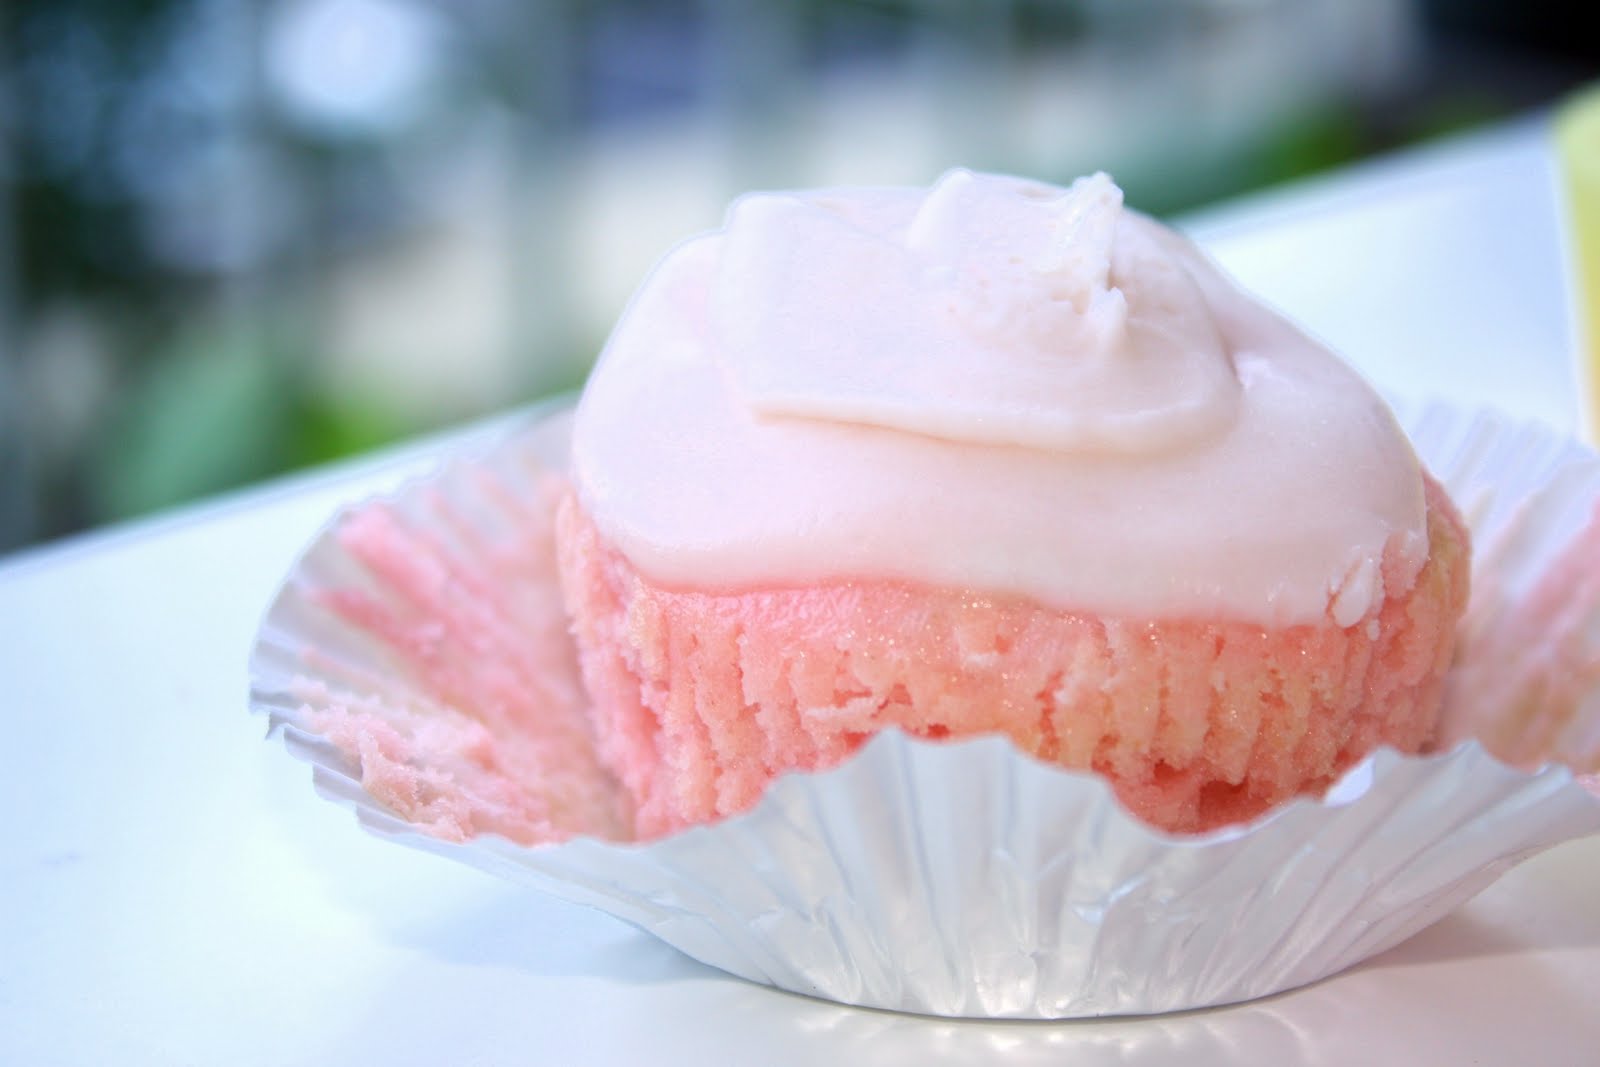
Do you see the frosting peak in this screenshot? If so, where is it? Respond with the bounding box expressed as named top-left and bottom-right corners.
top-left (906, 168), bottom-right (1121, 316)
top-left (571, 170), bottom-right (1429, 627)
top-left (714, 169), bottom-right (1239, 454)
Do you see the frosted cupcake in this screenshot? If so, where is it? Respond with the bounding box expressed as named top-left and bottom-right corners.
top-left (556, 170), bottom-right (1472, 838)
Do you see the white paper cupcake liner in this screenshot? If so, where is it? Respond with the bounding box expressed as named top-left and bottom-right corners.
top-left (250, 397), bottom-right (1600, 1019)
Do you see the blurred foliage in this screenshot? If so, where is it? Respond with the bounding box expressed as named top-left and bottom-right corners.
top-left (89, 321), bottom-right (417, 522)
top-left (91, 325), bottom-right (299, 520)
top-left (6, 0), bottom-right (182, 303)
top-left (1118, 104), bottom-right (1370, 220)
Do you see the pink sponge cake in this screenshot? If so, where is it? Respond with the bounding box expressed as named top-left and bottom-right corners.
top-left (557, 170), bottom-right (1471, 837)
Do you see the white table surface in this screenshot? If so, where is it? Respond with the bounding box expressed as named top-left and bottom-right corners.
top-left (4, 116), bottom-right (1596, 1066)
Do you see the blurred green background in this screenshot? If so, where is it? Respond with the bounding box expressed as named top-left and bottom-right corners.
top-left (1, 0), bottom-right (1595, 554)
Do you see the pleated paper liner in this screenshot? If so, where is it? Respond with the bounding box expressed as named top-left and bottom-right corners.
top-left (250, 398), bottom-right (1600, 1018)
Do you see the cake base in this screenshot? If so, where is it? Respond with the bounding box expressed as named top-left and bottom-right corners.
top-left (557, 476), bottom-right (1469, 836)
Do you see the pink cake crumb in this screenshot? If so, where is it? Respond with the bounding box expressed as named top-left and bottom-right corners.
top-left (1444, 499), bottom-right (1600, 781)
top-left (556, 475), bottom-right (1470, 837)
top-left (297, 466), bottom-right (632, 845)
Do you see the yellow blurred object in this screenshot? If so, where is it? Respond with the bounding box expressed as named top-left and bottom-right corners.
top-left (1557, 84), bottom-right (1600, 444)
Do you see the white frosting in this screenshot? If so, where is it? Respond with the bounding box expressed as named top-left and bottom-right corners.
top-left (570, 170), bottom-right (1429, 627)
top-left (717, 172), bottom-right (1240, 455)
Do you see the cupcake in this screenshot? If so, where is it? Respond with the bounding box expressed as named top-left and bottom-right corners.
top-left (556, 169), bottom-right (1472, 838)
top-left (256, 168), bottom-right (1600, 1018)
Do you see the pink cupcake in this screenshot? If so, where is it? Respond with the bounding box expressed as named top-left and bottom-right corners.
top-left (255, 169), bottom-right (1600, 1018)
top-left (555, 170), bottom-right (1472, 838)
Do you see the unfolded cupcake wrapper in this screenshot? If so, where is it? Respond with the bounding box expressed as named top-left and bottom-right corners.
top-left (250, 398), bottom-right (1600, 1019)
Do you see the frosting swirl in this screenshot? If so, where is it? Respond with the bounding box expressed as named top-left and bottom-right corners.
top-left (715, 171), bottom-right (1239, 454)
top-left (570, 170), bottom-right (1428, 627)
